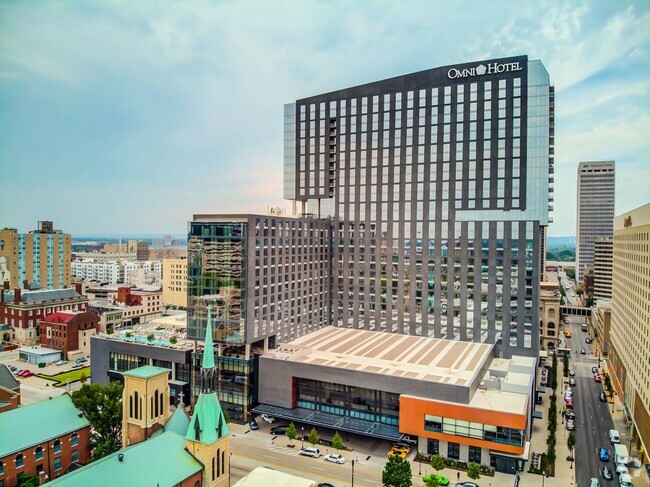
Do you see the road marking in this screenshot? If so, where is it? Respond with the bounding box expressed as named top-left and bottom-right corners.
top-left (267, 443), bottom-right (300, 456)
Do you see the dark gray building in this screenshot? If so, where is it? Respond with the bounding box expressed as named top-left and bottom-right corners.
top-left (91, 334), bottom-right (192, 404)
top-left (284, 55), bottom-right (554, 357)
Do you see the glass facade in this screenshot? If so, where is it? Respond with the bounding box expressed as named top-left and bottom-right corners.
top-left (286, 56), bottom-right (552, 357)
top-left (424, 414), bottom-right (524, 446)
top-left (296, 378), bottom-right (399, 426)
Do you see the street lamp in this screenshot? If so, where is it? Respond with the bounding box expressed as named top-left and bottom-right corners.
top-left (351, 459), bottom-right (355, 487)
top-left (228, 452), bottom-right (232, 487)
top-left (301, 427), bottom-right (304, 449)
top-left (542, 470), bottom-right (546, 487)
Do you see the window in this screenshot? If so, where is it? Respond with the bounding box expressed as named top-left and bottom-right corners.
top-left (53, 440), bottom-right (61, 453)
top-left (427, 438), bottom-right (439, 455)
top-left (447, 442), bottom-right (460, 460)
top-left (71, 450), bottom-right (78, 462)
top-left (16, 454), bottom-right (24, 468)
top-left (469, 445), bottom-right (482, 463)
top-left (0, 460), bottom-right (3, 474)
top-left (71, 433), bottom-right (78, 446)
top-left (54, 457), bottom-right (61, 471)
top-left (424, 414), bottom-right (442, 432)
top-left (35, 446), bottom-right (43, 460)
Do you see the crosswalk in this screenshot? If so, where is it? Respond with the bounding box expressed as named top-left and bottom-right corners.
top-left (266, 442), bottom-right (300, 456)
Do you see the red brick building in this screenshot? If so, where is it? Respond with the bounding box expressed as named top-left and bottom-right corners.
top-left (0, 365), bottom-right (20, 413)
top-left (0, 282), bottom-right (88, 346)
top-left (0, 394), bottom-right (91, 486)
top-left (39, 311), bottom-right (100, 360)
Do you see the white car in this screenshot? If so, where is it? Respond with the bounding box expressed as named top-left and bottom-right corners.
top-left (71, 363), bottom-right (84, 369)
top-left (615, 463), bottom-right (629, 476)
top-left (55, 360), bottom-right (68, 366)
top-left (324, 453), bottom-right (345, 464)
top-left (261, 414), bottom-right (276, 424)
top-left (299, 447), bottom-right (321, 458)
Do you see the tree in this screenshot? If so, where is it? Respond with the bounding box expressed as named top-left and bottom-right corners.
top-left (423, 474), bottom-right (441, 487)
top-left (286, 422), bottom-right (297, 445)
top-left (567, 431), bottom-right (576, 456)
top-left (332, 431), bottom-right (344, 452)
top-left (308, 427), bottom-right (320, 447)
top-left (79, 370), bottom-right (89, 384)
top-left (563, 355), bottom-right (569, 378)
top-left (71, 382), bottom-right (123, 461)
top-left (17, 474), bottom-right (40, 487)
top-left (382, 455), bottom-right (412, 487)
top-left (169, 336), bottom-right (177, 344)
top-left (430, 454), bottom-right (446, 476)
top-left (147, 333), bottom-right (155, 342)
top-left (467, 462), bottom-right (481, 481)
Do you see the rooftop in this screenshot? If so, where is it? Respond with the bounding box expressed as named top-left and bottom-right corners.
top-left (48, 430), bottom-right (202, 487)
top-left (234, 466), bottom-right (317, 487)
top-left (267, 326), bottom-right (494, 387)
top-left (0, 394), bottom-right (90, 457)
top-left (18, 345), bottom-right (62, 356)
top-left (122, 365), bottom-right (170, 379)
top-left (42, 311), bottom-right (78, 324)
top-left (1, 288), bottom-right (83, 304)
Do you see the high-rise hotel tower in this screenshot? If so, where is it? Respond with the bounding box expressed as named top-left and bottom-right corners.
top-left (284, 55), bottom-right (554, 357)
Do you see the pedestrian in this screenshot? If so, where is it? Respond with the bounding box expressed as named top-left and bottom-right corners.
top-left (457, 471), bottom-right (460, 481)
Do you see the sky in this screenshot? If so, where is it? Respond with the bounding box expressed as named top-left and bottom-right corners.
top-left (0, 0), bottom-right (648, 236)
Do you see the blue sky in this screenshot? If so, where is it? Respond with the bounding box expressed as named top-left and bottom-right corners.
top-left (0, 0), bottom-right (648, 236)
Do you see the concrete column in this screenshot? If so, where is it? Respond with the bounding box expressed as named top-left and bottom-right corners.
top-left (263, 337), bottom-right (269, 353)
top-left (171, 362), bottom-right (176, 381)
top-left (245, 343), bottom-right (250, 360)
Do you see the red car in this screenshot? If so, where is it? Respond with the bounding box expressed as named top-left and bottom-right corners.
top-left (18, 370), bottom-right (32, 377)
top-left (594, 374), bottom-right (602, 383)
top-left (23, 371), bottom-right (36, 377)
top-left (566, 398), bottom-right (574, 409)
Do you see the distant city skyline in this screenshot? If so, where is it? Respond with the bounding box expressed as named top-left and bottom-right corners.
top-left (1, 1), bottom-right (648, 236)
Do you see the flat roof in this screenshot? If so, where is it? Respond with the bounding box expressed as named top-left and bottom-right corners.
top-left (468, 388), bottom-right (529, 415)
top-left (122, 365), bottom-right (170, 379)
top-left (18, 345), bottom-right (61, 355)
top-left (269, 326), bottom-right (494, 387)
top-left (234, 466), bottom-right (317, 487)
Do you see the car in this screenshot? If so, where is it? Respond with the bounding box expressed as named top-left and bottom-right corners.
top-left (595, 374), bottom-right (602, 383)
top-left (387, 449), bottom-right (407, 459)
top-left (18, 369), bottom-right (32, 377)
top-left (590, 478), bottom-right (600, 487)
top-left (75, 357), bottom-right (88, 363)
top-left (389, 446), bottom-right (410, 455)
top-left (566, 398), bottom-right (574, 409)
top-left (248, 419), bottom-right (259, 430)
top-left (566, 411), bottom-right (576, 421)
top-left (234, 375), bottom-right (246, 384)
top-left (318, 484), bottom-right (335, 487)
top-left (23, 370), bottom-right (36, 377)
top-left (569, 369), bottom-right (575, 376)
top-left (392, 441), bottom-right (413, 449)
top-left (600, 392), bottom-right (607, 402)
top-left (541, 368), bottom-right (548, 375)
top-left (299, 447), bottom-right (321, 458)
top-left (592, 366), bottom-right (599, 374)
top-left (602, 351), bottom-right (608, 357)
top-left (261, 414), bottom-right (276, 424)
top-left (581, 348), bottom-right (587, 355)
top-left (601, 466), bottom-right (614, 480)
top-left (16, 369), bottom-right (23, 375)
top-left (398, 435), bottom-right (417, 447)
top-left (458, 483), bottom-right (479, 487)
top-left (270, 425), bottom-right (288, 435)
top-left (566, 419), bottom-right (576, 431)
top-left (609, 429), bottom-right (620, 444)
top-left (8, 365), bottom-right (17, 372)
top-left (55, 360), bottom-right (68, 366)
top-left (323, 453), bottom-right (345, 464)
top-left (569, 378), bottom-right (576, 386)
top-left (586, 337), bottom-right (592, 344)
top-left (71, 363), bottom-right (84, 369)
top-left (536, 396), bottom-right (543, 405)
top-left (599, 448), bottom-right (610, 462)
top-left (615, 463), bottom-right (629, 476)
top-left (423, 474), bottom-right (449, 486)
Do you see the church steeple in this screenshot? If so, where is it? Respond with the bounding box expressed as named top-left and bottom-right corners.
top-left (200, 306), bottom-right (216, 394)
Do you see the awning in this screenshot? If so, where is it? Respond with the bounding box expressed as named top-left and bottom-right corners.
top-left (490, 441), bottom-right (530, 460)
top-left (252, 404), bottom-right (402, 441)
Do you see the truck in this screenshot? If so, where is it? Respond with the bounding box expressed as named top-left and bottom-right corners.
top-left (614, 443), bottom-right (630, 466)
top-left (581, 324), bottom-right (588, 332)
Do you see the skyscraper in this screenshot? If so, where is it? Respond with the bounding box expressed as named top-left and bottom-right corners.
top-left (0, 221), bottom-right (71, 290)
top-left (593, 236), bottom-right (613, 300)
top-left (576, 160), bottom-right (615, 280)
top-left (284, 55), bottom-right (553, 357)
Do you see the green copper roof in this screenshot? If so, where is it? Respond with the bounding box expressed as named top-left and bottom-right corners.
top-left (122, 365), bottom-right (170, 379)
top-left (48, 431), bottom-right (202, 487)
top-left (0, 394), bottom-right (90, 458)
top-left (202, 305), bottom-right (215, 369)
top-left (186, 392), bottom-right (230, 445)
top-left (164, 407), bottom-right (191, 436)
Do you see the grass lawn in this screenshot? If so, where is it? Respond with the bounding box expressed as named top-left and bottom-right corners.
top-left (37, 367), bottom-right (91, 387)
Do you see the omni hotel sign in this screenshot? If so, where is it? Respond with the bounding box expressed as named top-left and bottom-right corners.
top-left (448, 61), bottom-right (523, 80)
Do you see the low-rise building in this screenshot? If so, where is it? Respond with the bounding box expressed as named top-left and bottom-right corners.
top-left (0, 284), bottom-right (88, 345)
top-left (0, 364), bottom-right (20, 412)
top-left (162, 257), bottom-right (187, 307)
top-left (0, 394), bottom-right (91, 486)
top-left (18, 345), bottom-right (62, 365)
top-left (72, 251), bottom-right (137, 263)
top-left (124, 261), bottom-right (161, 287)
top-left (71, 261), bottom-right (123, 284)
top-left (38, 311), bottom-right (100, 360)
top-left (86, 285), bottom-right (163, 332)
top-left (256, 326), bottom-right (534, 475)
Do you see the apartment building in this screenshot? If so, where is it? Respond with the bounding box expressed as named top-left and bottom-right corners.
top-left (162, 257), bottom-right (187, 307)
top-left (593, 236), bottom-right (613, 300)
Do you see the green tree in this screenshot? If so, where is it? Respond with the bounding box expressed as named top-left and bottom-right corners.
top-left (332, 431), bottom-right (344, 452)
top-left (563, 355), bottom-right (569, 378)
top-left (17, 474), bottom-right (40, 487)
top-left (286, 422), bottom-right (297, 445)
top-left (567, 431), bottom-right (576, 456)
top-left (147, 333), bottom-right (155, 342)
top-left (308, 427), bottom-right (320, 447)
top-left (169, 336), bottom-right (178, 344)
top-left (467, 462), bottom-right (481, 481)
top-left (423, 474), bottom-right (441, 487)
top-left (382, 455), bottom-right (412, 487)
top-left (71, 382), bottom-right (123, 461)
top-left (430, 454), bottom-right (446, 476)
top-left (79, 370), bottom-right (89, 384)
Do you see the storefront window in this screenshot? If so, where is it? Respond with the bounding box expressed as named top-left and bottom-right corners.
top-left (427, 438), bottom-right (439, 455)
top-left (469, 445), bottom-right (482, 463)
top-left (447, 442), bottom-right (460, 460)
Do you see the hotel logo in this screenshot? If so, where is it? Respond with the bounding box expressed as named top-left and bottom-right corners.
top-left (448, 61), bottom-right (523, 80)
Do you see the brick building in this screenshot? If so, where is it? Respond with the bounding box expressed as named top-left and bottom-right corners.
top-left (0, 364), bottom-right (20, 413)
top-left (0, 283), bottom-right (88, 345)
top-left (39, 311), bottom-right (100, 360)
top-left (0, 394), bottom-right (91, 486)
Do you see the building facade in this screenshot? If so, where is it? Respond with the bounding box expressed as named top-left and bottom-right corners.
top-left (576, 160), bottom-right (615, 280)
top-left (38, 311), bottom-right (100, 360)
top-left (590, 300), bottom-right (611, 358)
top-left (0, 394), bottom-right (91, 487)
top-left (162, 257), bottom-right (187, 307)
top-left (538, 273), bottom-right (561, 351)
top-left (0, 221), bottom-right (71, 290)
top-left (609, 203), bottom-right (650, 464)
top-left (0, 285), bottom-right (88, 345)
top-left (593, 236), bottom-right (613, 300)
top-left (283, 55), bottom-right (553, 358)
top-left (71, 261), bottom-right (123, 284)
